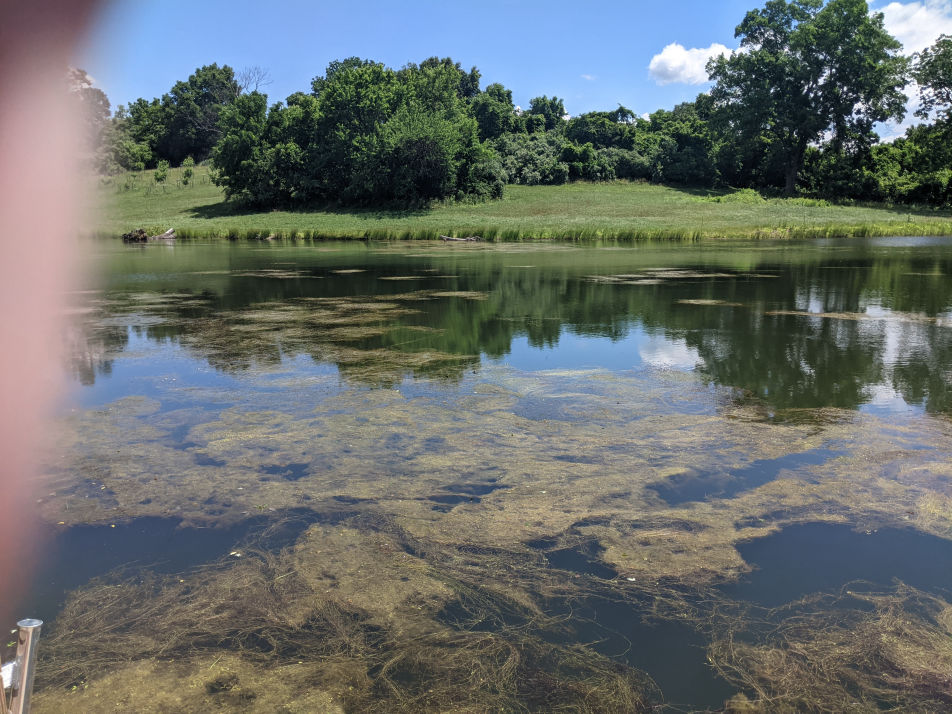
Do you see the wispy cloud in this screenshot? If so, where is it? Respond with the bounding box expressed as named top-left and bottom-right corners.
top-left (580, 74), bottom-right (596, 81)
top-left (648, 43), bottom-right (733, 85)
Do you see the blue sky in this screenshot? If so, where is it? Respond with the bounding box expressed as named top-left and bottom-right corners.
top-left (77, 0), bottom-right (952, 132)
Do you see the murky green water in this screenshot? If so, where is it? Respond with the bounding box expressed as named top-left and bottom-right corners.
top-left (29, 237), bottom-right (952, 712)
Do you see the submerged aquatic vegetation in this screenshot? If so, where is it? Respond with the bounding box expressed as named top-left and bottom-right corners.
top-left (34, 515), bottom-right (662, 713)
top-left (36, 364), bottom-right (952, 708)
top-left (709, 586), bottom-right (952, 712)
top-left (73, 287), bottom-right (484, 386)
top-left (34, 239), bottom-right (952, 711)
top-left (43, 361), bottom-right (952, 564)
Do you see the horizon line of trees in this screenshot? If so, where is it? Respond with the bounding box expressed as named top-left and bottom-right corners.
top-left (73, 0), bottom-right (952, 207)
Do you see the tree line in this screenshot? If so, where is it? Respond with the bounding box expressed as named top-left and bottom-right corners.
top-left (75, 0), bottom-right (952, 206)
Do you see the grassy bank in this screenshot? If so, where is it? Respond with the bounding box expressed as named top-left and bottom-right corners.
top-left (91, 165), bottom-right (952, 241)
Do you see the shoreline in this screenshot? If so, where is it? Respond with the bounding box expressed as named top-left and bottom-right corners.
top-left (90, 221), bottom-right (952, 243)
top-left (91, 166), bottom-right (952, 243)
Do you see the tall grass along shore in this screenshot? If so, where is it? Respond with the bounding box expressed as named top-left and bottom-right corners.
top-left (93, 166), bottom-right (952, 242)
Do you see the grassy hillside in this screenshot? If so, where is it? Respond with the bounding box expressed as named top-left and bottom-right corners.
top-left (90, 165), bottom-right (952, 241)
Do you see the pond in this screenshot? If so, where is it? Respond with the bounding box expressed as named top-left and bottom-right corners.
top-left (25, 236), bottom-right (952, 712)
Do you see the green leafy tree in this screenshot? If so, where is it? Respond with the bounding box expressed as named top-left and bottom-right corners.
top-left (310, 57), bottom-right (376, 98)
top-left (67, 67), bottom-right (111, 164)
top-left (117, 64), bottom-right (240, 168)
top-left (565, 107), bottom-right (636, 149)
top-left (262, 93), bottom-right (322, 202)
top-left (363, 107), bottom-right (467, 203)
top-left (312, 60), bottom-right (401, 200)
top-left (560, 142), bottom-right (614, 180)
top-left (523, 114), bottom-right (547, 134)
top-left (158, 63), bottom-right (240, 165)
top-left (599, 147), bottom-right (652, 180)
top-left (347, 60), bottom-right (489, 203)
top-left (644, 101), bottom-right (718, 185)
top-left (915, 34), bottom-right (952, 123)
top-left (416, 57), bottom-right (481, 99)
top-left (181, 156), bottom-right (195, 185)
top-left (458, 143), bottom-right (506, 200)
top-left (211, 92), bottom-right (269, 201)
top-left (472, 83), bottom-right (516, 140)
top-left (492, 132), bottom-right (568, 185)
top-left (153, 159), bottom-right (169, 184)
top-left (526, 96), bottom-right (567, 132)
top-left (865, 124), bottom-right (952, 204)
top-left (124, 97), bottom-right (165, 166)
top-left (708, 0), bottom-right (907, 195)
top-left (110, 136), bottom-right (152, 172)
top-left (99, 105), bottom-right (150, 172)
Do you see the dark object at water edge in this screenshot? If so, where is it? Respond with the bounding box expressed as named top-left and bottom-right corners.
top-left (440, 235), bottom-right (481, 242)
top-left (122, 227), bottom-right (176, 243)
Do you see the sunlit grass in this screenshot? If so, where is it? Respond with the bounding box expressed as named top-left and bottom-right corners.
top-left (91, 165), bottom-right (952, 240)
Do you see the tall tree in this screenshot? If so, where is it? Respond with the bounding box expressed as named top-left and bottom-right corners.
top-left (124, 97), bottom-right (165, 166)
top-left (210, 91), bottom-right (269, 202)
top-left (645, 101), bottom-right (718, 185)
top-left (158, 63), bottom-right (240, 165)
top-left (67, 67), bottom-right (119, 173)
top-left (311, 60), bottom-right (401, 199)
top-left (526, 96), bottom-right (567, 132)
top-left (416, 57), bottom-right (481, 99)
top-left (565, 107), bottom-right (636, 149)
top-left (67, 67), bottom-right (110, 150)
top-left (915, 34), bottom-right (952, 123)
top-left (472, 83), bottom-right (516, 140)
top-left (310, 57), bottom-right (375, 98)
top-left (708, 0), bottom-right (907, 195)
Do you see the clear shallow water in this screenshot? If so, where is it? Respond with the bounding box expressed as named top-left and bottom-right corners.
top-left (726, 522), bottom-right (952, 608)
top-left (29, 237), bottom-right (952, 712)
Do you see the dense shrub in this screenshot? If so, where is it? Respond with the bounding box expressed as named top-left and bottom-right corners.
top-left (493, 133), bottom-right (569, 185)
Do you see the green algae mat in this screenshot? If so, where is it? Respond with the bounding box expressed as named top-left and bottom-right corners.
top-left (24, 236), bottom-right (952, 712)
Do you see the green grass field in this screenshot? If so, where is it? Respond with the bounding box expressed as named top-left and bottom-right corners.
top-left (91, 165), bottom-right (952, 241)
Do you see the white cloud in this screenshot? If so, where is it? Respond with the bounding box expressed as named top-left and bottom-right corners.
top-left (878, 0), bottom-right (952, 53)
top-left (648, 43), bottom-right (733, 85)
top-left (581, 73), bottom-right (596, 81)
top-left (874, 1), bottom-right (952, 139)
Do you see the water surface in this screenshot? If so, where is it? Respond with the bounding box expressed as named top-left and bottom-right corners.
top-left (31, 236), bottom-right (952, 712)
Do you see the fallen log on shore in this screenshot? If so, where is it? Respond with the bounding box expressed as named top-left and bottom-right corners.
top-left (122, 228), bottom-right (176, 243)
top-left (440, 235), bottom-right (481, 242)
